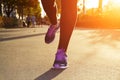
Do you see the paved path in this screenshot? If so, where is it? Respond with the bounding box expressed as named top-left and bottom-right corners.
top-left (0, 26), bottom-right (120, 80)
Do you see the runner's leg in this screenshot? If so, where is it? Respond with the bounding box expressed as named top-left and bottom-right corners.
top-left (41, 0), bottom-right (57, 25)
top-left (58, 0), bottom-right (77, 52)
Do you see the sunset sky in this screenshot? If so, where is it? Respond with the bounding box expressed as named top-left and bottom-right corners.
top-left (77, 0), bottom-right (108, 9)
top-left (39, 0), bottom-right (120, 17)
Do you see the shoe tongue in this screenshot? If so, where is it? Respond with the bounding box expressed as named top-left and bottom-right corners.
top-left (57, 49), bottom-right (65, 54)
top-left (56, 49), bottom-right (67, 57)
top-left (58, 48), bottom-right (64, 51)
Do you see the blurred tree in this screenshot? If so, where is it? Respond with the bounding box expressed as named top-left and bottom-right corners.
top-left (17, 0), bottom-right (41, 20)
top-left (1, 0), bottom-right (41, 18)
top-left (2, 0), bottom-right (17, 17)
top-left (0, 1), bottom-right (2, 16)
top-left (16, 0), bottom-right (28, 19)
top-left (23, 0), bottom-right (41, 16)
top-left (98, 0), bottom-right (103, 13)
top-left (83, 0), bottom-right (86, 14)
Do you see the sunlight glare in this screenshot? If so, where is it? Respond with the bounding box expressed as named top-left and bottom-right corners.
top-left (112, 0), bottom-right (120, 4)
top-left (77, 0), bottom-right (109, 9)
top-left (110, 0), bottom-right (120, 7)
top-left (86, 0), bottom-right (99, 9)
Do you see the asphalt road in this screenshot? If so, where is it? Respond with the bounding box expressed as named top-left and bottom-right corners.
top-left (0, 26), bottom-right (120, 80)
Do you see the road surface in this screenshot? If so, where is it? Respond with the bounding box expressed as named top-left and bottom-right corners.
top-left (0, 26), bottom-right (120, 80)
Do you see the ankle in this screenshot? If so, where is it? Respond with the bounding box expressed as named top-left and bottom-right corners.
top-left (56, 49), bottom-right (67, 56)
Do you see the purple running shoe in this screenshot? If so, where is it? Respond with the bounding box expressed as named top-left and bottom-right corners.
top-left (52, 49), bottom-right (68, 69)
top-left (45, 24), bottom-right (59, 44)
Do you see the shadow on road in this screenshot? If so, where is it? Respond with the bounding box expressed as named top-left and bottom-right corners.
top-left (84, 29), bottom-right (120, 46)
top-left (34, 68), bottom-right (65, 80)
top-left (0, 33), bottom-right (46, 42)
top-left (0, 29), bottom-right (21, 32)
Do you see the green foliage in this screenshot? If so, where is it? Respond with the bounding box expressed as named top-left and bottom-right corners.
top-left (2, 17), bottom-right (19, 28)
top-left (0, 16), bottom-right (3, 27)
top-left (24, 2), bottom-right (41, 16)
top-left (0, 4), bottom-right (2, 16)
top-left (1, 0), bottom-right (41, 18)
top-left (2, 0), bottom-right (17, 17)
top-left (17, 0), bottom-right (41, 19)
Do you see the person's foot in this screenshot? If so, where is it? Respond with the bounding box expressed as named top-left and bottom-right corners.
top-left (45, 24), bottom-right (59, 44)
top-left (52, 49), bottom-right (68, 69)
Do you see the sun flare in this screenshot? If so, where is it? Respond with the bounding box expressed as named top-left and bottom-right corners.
top-left (77, 0), bottom-right (120, 9)
top-left (109, 0), bottom-right (120, 7)
top-left (77, 0), bottom-right (108, 9)
top-left (112, 0), bottom-right (120, 3)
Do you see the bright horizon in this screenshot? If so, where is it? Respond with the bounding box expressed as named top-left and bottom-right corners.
top-left (39, 0), bottom-right (120, 17)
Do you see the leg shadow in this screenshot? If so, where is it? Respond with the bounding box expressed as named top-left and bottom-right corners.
top-left (35, 68), bottom-right (65, 80)
top-left (0, 33), bottom-right (46, 42)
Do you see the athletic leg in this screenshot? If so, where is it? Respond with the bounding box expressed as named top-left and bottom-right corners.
top-left (53, 0), bottom-right (77, 69)
top-left (58, 0), bottom-right (77, 52)
top-left (41, 0), bottom-right (57, 25)
top-left (41, 0), bottom-right (60, 44)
